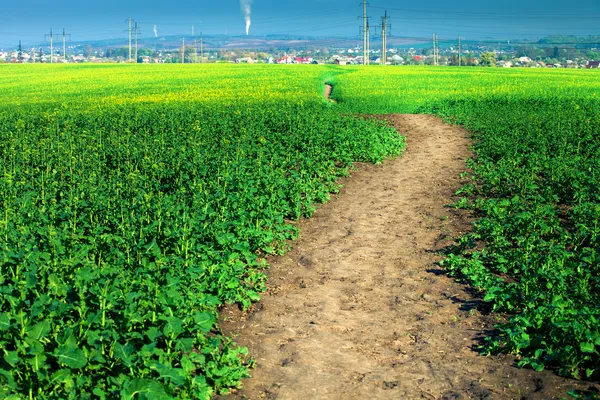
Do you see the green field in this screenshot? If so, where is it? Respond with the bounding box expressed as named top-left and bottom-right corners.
top-left (1, 64), bottom-right (599, 398)
top-left (330, 67), bottom-right (600, 380)
top-left (0, 64), bottom-right (404, 399)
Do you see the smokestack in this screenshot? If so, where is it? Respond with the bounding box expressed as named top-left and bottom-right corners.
top-left (240, 0), bottom-right (252, 35)
top-left (154, 25), bottom-right (158, 38)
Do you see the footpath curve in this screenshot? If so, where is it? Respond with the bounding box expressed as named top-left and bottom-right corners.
top-left (219, 115), bottom-right (599, 399)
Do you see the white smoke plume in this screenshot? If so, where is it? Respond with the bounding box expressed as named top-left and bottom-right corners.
top-left (153, 25), bottom-right (158, 37)
top-left (240, 0), bottom-right (252, 35)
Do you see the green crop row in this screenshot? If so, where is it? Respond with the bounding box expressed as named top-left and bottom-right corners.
top-left (0, 65), bottom-right (404, 398)
top-left (331, 66), bottom-right (600, 380)
top-left (435, 96), bottom-right (600, 379)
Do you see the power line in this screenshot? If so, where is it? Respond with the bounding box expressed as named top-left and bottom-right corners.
top-left (368, 5), bottom-right (600, 18)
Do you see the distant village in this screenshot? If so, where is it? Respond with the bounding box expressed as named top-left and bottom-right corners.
top-left (1, 43), bottom-right (599, 69)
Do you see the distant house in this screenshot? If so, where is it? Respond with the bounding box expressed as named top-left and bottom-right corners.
top-left (235, 57), bottom-right (255, 64)
top-left (586, 61), bottom-right (600, 69)
top-left (518, 56), bottom-right (532, 64)
top-left (391, 55), bottom-right (404, 65)
top-left (275, 55), bottom-right (293, 64)
top-left (294, 56), bottom-right (313, 64)
top-left (334, 59), bottom-right (347, 66)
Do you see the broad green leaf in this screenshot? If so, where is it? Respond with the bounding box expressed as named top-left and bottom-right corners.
top-left (162, 316), bottom-right (183, 337)
top-left (26, 320), bottom-right (51, 340)
top-left (146, 327), bottom-right (162, 341)
top-left (580, 343), bottom-right (596, 354)
top-left (124, 378), bottom-right (172, 400)
top-left (77, 267), bottom-right (95, 282)
top-left (192, 375), bottom-right (213, 400)
top-left (3, 352), bottom-right (20, 367)
top-left (0, 314), bottom-right (11, 331)
top-left (92, 388), bottom-right (108, 400)
top-left (86, 330), bottom-right (102, 347)
top-left (586, 369), bottom-right (596, 378)
top-left (175, 338), bottom-right (194, 353)
top-left (28, 352), bottom-right (47, 372)
top-left (123, 378), bottom-right (168, 400)
top-left (0, 369), bottom-right (16, 388)
top-left (55, 344), bottom-right (87, 369)
top-left (180, 355), bottom-right (195, 375)
top-left (531, 361), bottom-right (545, 372)
top-left (194, 312), bottom-right (214, 333)
top-left (150, 363), bottom-right (187, 386)
top-left (113, 343), bottom-right (134, 367)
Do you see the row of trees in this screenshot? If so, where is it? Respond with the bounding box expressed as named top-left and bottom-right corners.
top-left (513, 46), bottom-right (599, 62)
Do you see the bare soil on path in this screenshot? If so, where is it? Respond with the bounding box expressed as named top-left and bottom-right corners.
top-left (219, 115), bottom-right (600, 399)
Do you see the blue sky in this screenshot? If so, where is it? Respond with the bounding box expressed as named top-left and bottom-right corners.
top-left (1, 0), bottom-right (599, 48)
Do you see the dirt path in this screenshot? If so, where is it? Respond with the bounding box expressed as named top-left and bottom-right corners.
top-left (324, 83), bottom-right (335, 103)
top-left (219, 115), bottom-right (599, 399)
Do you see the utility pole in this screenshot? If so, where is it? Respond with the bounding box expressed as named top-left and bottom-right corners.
top-left (381, 11), bottom-right (390, 66)
top-left (194, 38), bottom-right (197, 64)
top-left (62, 29), bottom-right (71, 63)
top-left (181, 38), bottom-right (185, 64)
top-left (45, 29), bottom-right (58, 63)
top-left (367, 21), bottom-right (371, 64)
top-left (436, 35), bottom-right (439, 65)
top-left (432, 33), bottom-right (436, 65)
top-left (201, 32), bottom-right (204, 63)
top-left (126, 17), bottom-right (133, 62)
top-left (62, 29), bottom-right (66, 62)
top-left (18, 40), bottom-right (23, 63)
top-left (134, 22), bottom-right (140, 62)
top-left (433, 34), bottom-right (440, 65)
top-left (363, 0), bottom-right (368, 65)
top-left (458, 35), bottom-right (461, 66)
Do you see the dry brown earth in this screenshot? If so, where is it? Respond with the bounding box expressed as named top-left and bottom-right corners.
top-left (219, 115), bottom-right (600, 400)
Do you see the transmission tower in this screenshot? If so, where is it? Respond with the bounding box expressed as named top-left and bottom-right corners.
top-left (458, 35), bottom-right (461, 66)
top-left (45, 29), bottom-right (59, 63)
top-left (360, 0), bottom-right (370, 65)
top-left (134, 22), bottom-right (140, 62)
top-left (436, 35), bottom-right (439, 65)
top-left (62, 29), bottom-right (71, 63)
top-left (17, 40), bottom-right (23, 63)
top-left (432, 33), bottom-right (440, 65)
top-left (381, 11), bottom-right (391, 66)
top-left (181, 38), bottom-right (185, 64)
top-left (126, 17), bottom-right (133, 61)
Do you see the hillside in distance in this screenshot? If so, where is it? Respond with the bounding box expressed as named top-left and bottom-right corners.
top-left (68, 34), bottom-right (438, 51)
